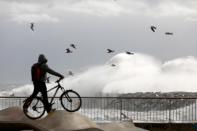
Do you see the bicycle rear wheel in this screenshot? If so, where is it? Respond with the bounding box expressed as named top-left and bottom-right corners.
top-left (60, 90), bottom-right (82, 112)
top-left (23, 97), bottom-right (45, 120)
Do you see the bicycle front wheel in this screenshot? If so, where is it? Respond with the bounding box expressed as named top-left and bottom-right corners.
top-left (60, 90), bottom-right (82, 112)
top-left (23, 97), bottom-right (45, 120)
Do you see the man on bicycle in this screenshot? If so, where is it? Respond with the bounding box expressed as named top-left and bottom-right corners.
top-left (31, 54), bottom-right (64, 113)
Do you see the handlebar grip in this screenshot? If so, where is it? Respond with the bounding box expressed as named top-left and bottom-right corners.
top-left (55, 78), bottom-right (63, 83)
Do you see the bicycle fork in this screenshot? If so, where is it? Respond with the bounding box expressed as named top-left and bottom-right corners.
top-left (61, 91), bottom-right (72, 102)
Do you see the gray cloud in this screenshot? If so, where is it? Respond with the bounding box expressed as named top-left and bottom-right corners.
top-left (0, 0), bottom-right (197, 84)
top-left (1, 0), bottom-right (197, 23)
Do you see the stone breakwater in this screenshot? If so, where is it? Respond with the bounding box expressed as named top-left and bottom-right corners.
top-left (0, 107), bottom-right (148, 131)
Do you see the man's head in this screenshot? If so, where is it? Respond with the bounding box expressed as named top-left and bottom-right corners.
top-left (38, 54), bottom-right (48, 64)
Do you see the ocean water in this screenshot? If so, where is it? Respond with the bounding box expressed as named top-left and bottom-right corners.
top-left (2, 53), bottom-right (197, 97)
top-left (0, 83), bottom-right (33, 96)
top-left (0, 83), bottom-right (23, 91)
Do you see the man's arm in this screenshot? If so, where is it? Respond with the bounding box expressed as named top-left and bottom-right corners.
top-left (43, 64), bottom-right (64, 78)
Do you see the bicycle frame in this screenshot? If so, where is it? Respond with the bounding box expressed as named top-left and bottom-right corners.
top-left (47, 82), bottom-right (66, 104)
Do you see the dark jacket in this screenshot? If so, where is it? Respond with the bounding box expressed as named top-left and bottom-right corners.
top-left (35, 54), bottom-right (63, 82)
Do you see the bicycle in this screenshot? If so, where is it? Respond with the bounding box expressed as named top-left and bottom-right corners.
top-left (23, 78), bottom-right (82, 120)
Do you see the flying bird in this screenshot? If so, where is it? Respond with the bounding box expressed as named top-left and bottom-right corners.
top-left (65, 48), bottom-right (72, 53)
top-left (70, 44), bottom-right (76, 49)
top-left (150, 26), bottom-right (156, 32)
top-left (126, 51), bottom-right (134, 55)
top-left (30, 22), bottom-right (34, 31)
top-left (107, 49), bottom-right (115, 53)
top-left (165, 32), bottom-right (173, 35)
top-left (111, 64), bottom-right (116, 67)
top-left (68, 70), bottom-right (74, 76)
top-left (46, 76), bottom-right (50, 83)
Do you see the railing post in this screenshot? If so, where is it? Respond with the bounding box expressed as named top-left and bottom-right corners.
top-left (120, 98), bottom-right (122, 121)
top-left (169, 99), bottom-right (171, 123)
top-left (19, 98), bottom-right (22, 107)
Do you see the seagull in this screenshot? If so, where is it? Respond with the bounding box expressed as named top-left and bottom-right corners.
top-left (30, 22), bottom-right (34, 31)
top-left (10, 93), bottom-right (15, 97)
top-left (121, 112), bottom-right (129, 119)
top-left (165, 32), bottom-right (173, 35)
top-left (126, 51), bottom-right (134, 55)
top-left (111, 64), bottom-right (116, 67)
top-left (65, 48), bottom-right (72, 53)
top-left (68, 70), bottom-right (74, 76)
top-left (120, 112), bottom-right (133, 123)
top-left (46, 76), bottom-right (50, 83)
top-left (150, 26), bottom-right (156, 32)
top-left (107, 49), bottom-right (115, 53)
top-left (70, 44), bottom-right (76, 49)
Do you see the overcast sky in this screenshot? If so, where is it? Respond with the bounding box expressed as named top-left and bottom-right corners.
top-left (0, 0), bottom-right (197, 84)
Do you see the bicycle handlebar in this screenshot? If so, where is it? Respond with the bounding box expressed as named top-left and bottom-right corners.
top-left (55, 78), bottom-right (63, 83)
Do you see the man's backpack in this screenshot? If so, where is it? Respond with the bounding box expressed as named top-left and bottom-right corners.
top-left (31, 63), bottom-right (44, 81)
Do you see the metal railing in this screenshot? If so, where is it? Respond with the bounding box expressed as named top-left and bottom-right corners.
top-left (0, 96), bottom-right (197, 123)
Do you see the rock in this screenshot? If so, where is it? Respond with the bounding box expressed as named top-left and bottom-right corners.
top-left (0, 107), bottom-right (26, 121)
top-left (0, 107), bottom-right (102, 131)
top-left (100, 121), bottom-right (148, 131)
top-left (0, 107), bottom-right (148, 131)
top-left (38, 110), bottom-right (102, 131)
